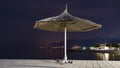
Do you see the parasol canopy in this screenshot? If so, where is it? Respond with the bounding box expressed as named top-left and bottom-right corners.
top-left (34, 5), bottom-right (102, 32)
top-left (34, 5), bottom-right (102, 63)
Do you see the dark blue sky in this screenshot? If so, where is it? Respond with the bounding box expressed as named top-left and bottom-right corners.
top-left (0, 0), bottom-right (120, 45)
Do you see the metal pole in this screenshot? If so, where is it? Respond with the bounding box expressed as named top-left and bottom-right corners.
top-left (63, 27), bottom-right (68, 63)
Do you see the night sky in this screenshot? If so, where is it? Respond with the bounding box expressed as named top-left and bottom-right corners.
top-left (0, 0), bottom-right (120, 47)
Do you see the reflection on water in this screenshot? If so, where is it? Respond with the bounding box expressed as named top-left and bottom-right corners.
top-left (96, 52), bottom-right (120, 61)
top-left (96, 53), bottom-right (109, 61)
top-left (103, 53), bottom-right (109, 61)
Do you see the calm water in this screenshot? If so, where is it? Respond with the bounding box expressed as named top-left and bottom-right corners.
top-left (35, 49), bottom-right (120, 61)
top-left (0, 48), bottom-right (120, 61)
top-left (68, 52), bottom-right (120, 61)
top-left (40, 49), bottom-right (120, 61)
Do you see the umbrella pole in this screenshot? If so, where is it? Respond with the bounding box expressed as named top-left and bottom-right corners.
top-left (63, 27), bottom-right (68, 63)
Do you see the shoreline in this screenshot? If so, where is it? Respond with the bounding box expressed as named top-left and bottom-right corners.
top-left (68, 49), bottom-right (120, 53)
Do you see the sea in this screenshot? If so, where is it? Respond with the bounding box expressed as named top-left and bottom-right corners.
top-left (0, 48), bottom-right (120, 61)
